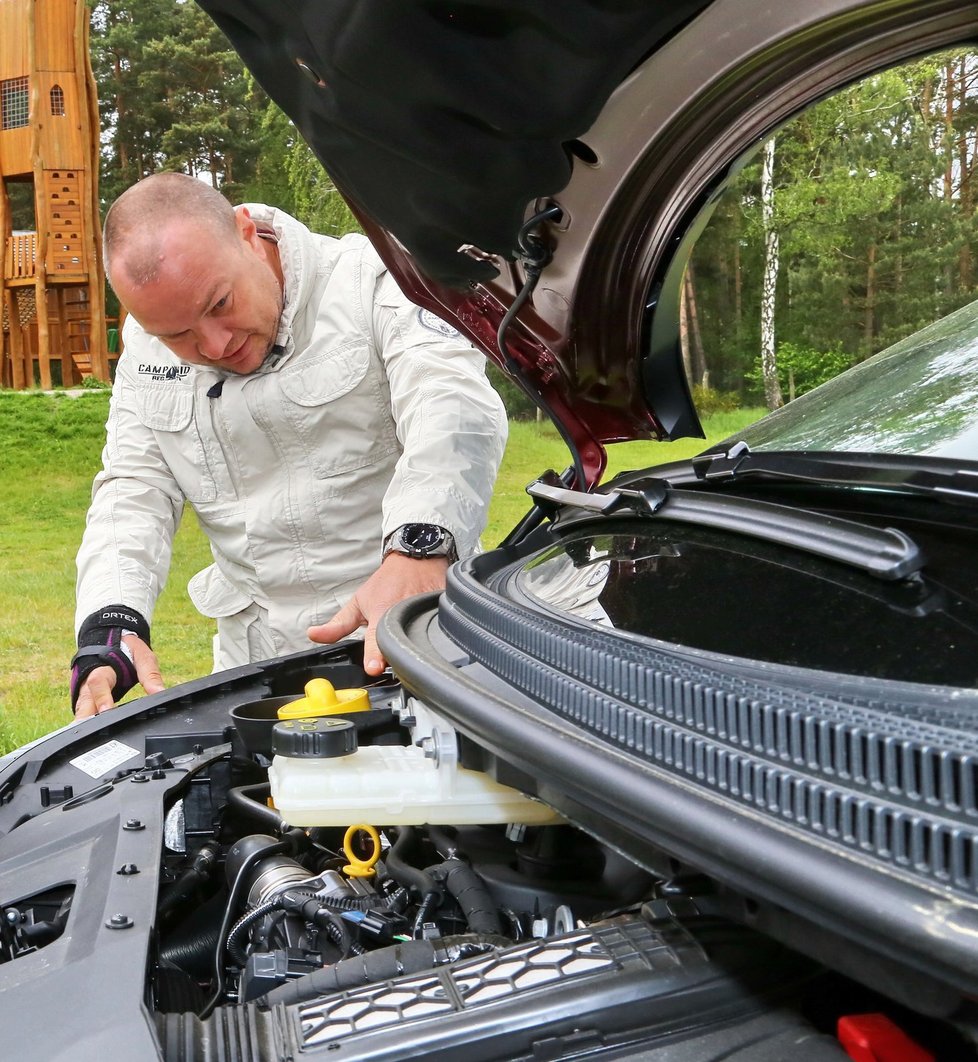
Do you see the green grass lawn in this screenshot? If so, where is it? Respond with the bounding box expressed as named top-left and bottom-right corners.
top-left (0, 390), bottom-right (764, 753)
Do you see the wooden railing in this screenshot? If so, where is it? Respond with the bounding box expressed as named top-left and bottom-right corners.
top-left (4, 232), bottom-right (37, 282)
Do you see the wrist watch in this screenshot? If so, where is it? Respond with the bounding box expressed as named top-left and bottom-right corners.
top-left (383, 523), bottom-right (457, 562)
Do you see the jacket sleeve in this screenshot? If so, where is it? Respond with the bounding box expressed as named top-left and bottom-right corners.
top-left (74, 337), bottom-right (185, 634)
top-left (369, 267), bottom-right (508, 560)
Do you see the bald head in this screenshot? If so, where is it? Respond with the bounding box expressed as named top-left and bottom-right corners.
top-left (103, 173), bottom-right (240, 289)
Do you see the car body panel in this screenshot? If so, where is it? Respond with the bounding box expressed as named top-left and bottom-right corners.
top-left (3, 1), bottom-right (978, 1057)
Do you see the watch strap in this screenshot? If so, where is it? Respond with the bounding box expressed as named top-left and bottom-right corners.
top-left (383, 523), bottom-right (457, 561)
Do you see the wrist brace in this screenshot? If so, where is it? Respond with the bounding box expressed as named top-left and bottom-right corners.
top-left (70, 605), bottom-right (151, 713)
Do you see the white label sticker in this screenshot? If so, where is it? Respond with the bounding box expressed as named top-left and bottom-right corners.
top-left (70, 739), bottom-right (141, 779)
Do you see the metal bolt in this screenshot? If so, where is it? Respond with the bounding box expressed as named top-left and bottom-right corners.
top-left (130, 773), bottom-right (149, 783)
top-left (117, 863), bottom-right (139, 876)
top-left (123, 818), bottom-right (145, 831)
top-left (105, 913), bottom-right (133, 930)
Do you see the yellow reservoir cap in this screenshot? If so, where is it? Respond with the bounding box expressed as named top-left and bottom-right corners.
top-left (277, 677), bottom-right (370, 720)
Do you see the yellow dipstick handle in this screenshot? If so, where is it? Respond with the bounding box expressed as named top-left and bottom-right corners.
top-left (343, 823), bottom-right (381, 878)
top-left (277, 677), bottom-right (370, 720)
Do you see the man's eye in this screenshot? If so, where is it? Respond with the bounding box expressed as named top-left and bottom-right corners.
top-left (213, 295), bottom-right (229, 311)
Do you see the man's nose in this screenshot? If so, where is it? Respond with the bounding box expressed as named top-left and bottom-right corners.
top-left (195, 319), bottom-right (233, 360)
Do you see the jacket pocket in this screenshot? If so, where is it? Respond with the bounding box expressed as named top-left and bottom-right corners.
top-left (278, 339), bottom-right (370, 407)
top-left (277, 339), bottom-right (399, 478)
top-left (188, 563), bottom-right (253, 618)
top-left (134, 382), bottom-right (194, 430)
top-left (133, 382), bottom-right (217, 503)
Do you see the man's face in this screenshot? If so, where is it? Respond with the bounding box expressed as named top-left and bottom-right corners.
top-left (113, 210), bottom-right (284, 375)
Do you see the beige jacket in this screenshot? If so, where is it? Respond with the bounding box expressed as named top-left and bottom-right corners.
top-left (75, 206), bottom-right (507, 664)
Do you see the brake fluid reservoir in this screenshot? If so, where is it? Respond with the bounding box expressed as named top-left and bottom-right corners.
top-left (266, 716), bottom-right (562, 827)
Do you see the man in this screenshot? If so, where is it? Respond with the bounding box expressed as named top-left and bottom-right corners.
top-left (71, 172), bottom-right (506, 719)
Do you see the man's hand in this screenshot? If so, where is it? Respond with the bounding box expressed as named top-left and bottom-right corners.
top-left (72, 636), bottom-right (166, 719)
top-left (308, 554), bottom-right (449, 675)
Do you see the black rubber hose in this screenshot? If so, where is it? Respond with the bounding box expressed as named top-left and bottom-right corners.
top-left (384, 827), bottom-right (437, 897)
top-left (228, 784), bottom-right (284, 833)
top-left (428, 858), bottom-right (502, 936)
top-left (157, 843), bottom-right (220, 920)
top-left (426, 825), bottom-right (459, 859)
top-left (158, 892), bottom-right (227, 978)
top-left (262, 935), bottom-right (502, 1007)
top-left (198, 834), bottom-right (301, 1020)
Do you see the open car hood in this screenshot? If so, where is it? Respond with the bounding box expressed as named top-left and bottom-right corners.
top-left (199, 0), bottom-right (976, 485)
top-left (4, 7), bottom-right (978, 1055)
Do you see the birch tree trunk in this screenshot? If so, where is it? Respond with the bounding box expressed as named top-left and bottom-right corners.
top-left (683, 264), bottom-right (707, 386)
top-left (958, 55), bottom-right (973, 290)
top-left (760, 136), bottom-right (784, 410)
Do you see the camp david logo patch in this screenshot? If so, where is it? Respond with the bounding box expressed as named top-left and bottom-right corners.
top-left (137, 363), bottom-right (192, 383)
top-left (417, 308), bottom-right (461, 338)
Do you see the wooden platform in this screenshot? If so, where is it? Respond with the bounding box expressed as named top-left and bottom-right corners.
top-left (1, 280), bottom-right (118, 387)
top-left (1, 0), bottom-right (108, 389)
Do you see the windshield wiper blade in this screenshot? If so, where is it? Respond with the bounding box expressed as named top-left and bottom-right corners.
top-left (527, 471), bottom-right (923, 581)
top-left (692, 442), bottom-right (978, 502)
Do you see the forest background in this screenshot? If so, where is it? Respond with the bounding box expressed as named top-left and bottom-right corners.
top-left (40, 0), bottom-right (975, 412)
top-left (3, 3), bottom-right (978, 747)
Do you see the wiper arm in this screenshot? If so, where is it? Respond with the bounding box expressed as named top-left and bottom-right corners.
top-left (527, 471), bottom-right (923, 581)
top-left (693, 441), bottom-right (978, 503)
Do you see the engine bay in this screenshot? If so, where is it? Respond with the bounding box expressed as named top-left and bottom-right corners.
top-left (0, 643), bottom-right (974, 1059)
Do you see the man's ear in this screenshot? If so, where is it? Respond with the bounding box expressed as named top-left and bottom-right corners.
top-left (234, 205), bottom-right (258, 246)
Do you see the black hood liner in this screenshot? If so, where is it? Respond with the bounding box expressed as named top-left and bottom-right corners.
top-left (197, 0), bottom-right (714, 287)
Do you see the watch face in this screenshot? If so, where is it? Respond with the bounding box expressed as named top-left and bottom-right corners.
top-left (402, 523), bottom-right (444, 552)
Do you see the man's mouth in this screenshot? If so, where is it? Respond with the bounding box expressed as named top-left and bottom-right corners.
top-left (222, 339), bottom-right (249, 365)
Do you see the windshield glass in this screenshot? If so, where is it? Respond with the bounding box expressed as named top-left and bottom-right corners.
top-left (733, 296), bottom-right (978, 457)
top-left (681, 47), bottom-right (978, 460)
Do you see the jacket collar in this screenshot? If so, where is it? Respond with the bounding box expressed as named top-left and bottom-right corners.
top-left (241, 203), bottom-right (329, 373)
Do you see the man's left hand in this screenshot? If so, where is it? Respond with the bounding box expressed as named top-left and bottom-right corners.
top-left (308, 554), bottom-right (449, 675)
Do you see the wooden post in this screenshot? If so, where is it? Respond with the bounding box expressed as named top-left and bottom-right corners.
top-left (0, 175), bottom-right (8, 387)
top-left (27, 0), bottom-right (51, 388)
top-left (56, 284), bottom-right (77, 385)
top-left (5, 289), bottom-right (26, 389)
top-left (78, 0), bottom-right (107, 380)
top-left (20, 291), bottom-right (34, 385)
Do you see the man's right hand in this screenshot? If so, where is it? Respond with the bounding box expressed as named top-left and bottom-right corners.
top-left (72, 635), bottom-right (166, 719)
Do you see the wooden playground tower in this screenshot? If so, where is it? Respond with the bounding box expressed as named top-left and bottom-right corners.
top-left (0, 0), bottom-right (109, 388)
